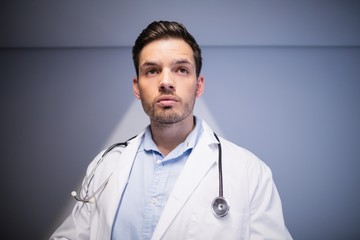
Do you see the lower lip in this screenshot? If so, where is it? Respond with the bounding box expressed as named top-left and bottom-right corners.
top-left (157, 100), bottom-right (177, 107)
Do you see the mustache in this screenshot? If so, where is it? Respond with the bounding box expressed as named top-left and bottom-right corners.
top-left (154, 91), bottom-right (181, 103)
top-left (159, 89), bottom-right (175, 95)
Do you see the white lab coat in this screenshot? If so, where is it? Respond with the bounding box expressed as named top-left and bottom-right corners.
top-left (50, 121), bottom-right (292, 240)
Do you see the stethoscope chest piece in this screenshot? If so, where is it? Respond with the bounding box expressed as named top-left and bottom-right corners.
top-left (211, 196), bottom-right (230, 218)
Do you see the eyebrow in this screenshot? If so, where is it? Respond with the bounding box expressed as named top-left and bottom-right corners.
top-left (140, 59), bottom-right (193, 68)
top-left (140, 61), bottom-right (159, 68)
top-left (173, 59), bottom-right (193, 65)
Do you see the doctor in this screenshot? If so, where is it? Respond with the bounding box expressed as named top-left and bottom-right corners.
top-left (50, 20), bottom-right (292, 240)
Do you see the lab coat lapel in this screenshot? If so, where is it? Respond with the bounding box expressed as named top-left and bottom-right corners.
top-left (97, 134), bottom-right (143, 239)
top-left (151, 132), bottom-right (217, 240)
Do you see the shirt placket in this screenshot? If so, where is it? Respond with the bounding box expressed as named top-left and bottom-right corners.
top-left (142, 152), bottom-right (170, 240)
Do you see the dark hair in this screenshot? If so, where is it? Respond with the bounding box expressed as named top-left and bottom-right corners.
top-left (132, 20), bottom-right (202, 77)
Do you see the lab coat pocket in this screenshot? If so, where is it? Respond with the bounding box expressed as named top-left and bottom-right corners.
top-left (189, 204), bottom-right (250, 240)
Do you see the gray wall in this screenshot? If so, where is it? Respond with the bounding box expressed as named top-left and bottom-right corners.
top-left (1, 1), bottom-right (360, 239)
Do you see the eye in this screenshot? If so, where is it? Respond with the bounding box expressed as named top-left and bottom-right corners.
top-left (145, 68), bottom-right (159, 77)
top-left (176, 67), bottom-right (189, 75)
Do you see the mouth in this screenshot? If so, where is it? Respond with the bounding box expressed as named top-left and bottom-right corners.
top-left (156, 95), bottom-right (179, 107)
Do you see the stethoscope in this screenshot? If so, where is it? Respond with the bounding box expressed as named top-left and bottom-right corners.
top-left (212, 133), bottom-right (230, 218)
top-left (71, 133), bottom-right (230, 218)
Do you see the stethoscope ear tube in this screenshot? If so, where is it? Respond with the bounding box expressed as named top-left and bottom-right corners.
top-left (71, 137), bottom-right (136, 204)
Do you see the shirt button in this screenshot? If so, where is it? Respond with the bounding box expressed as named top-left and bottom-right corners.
top-left (156, 159), bottom-right (162, 165)
top-left (151, 197), bottom-right (158, 205)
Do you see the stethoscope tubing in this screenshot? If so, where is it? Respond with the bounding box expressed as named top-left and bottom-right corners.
top-left (213, 133), bottom-right (223, 197)
top-left (71, 141), bottom-right (131, 203)
top-left (212, 133), bottom-right (230, 218)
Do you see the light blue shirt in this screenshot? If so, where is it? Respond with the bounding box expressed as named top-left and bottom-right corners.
top-left (111, 118), bottom-right (202, 240)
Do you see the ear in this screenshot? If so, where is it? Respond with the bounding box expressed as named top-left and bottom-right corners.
top-left (195, 76), bottom-right (205, 97)
top-left (133, 78), bottom-right (141, 99)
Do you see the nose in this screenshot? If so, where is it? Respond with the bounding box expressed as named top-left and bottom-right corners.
top-left (158, 70), bottom-right (175, 92)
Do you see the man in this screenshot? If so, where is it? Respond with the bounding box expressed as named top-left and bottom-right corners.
top-left (50, 20), bottom-right (292, 239)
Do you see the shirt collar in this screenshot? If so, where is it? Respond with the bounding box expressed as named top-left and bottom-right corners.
top-left (142, 117), bottom-right (203, 158)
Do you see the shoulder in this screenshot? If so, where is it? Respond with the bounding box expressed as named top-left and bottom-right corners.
top-left (200, 119), bottom-right (271, 174)
top-left (220, 137), bottom-right (269, 168)
top-left (86, 132), bottom-right (145, 174)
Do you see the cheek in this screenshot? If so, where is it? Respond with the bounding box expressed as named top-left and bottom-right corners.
top-left (138, 86), bottom-right (156, 102)
top-left (186, 84), bottom-right (198, 97)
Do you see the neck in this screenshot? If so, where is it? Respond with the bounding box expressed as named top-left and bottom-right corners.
top-left (150, 115), bottom-right (195, 156)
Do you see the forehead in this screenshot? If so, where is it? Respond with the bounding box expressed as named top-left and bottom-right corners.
top-left (139, 38), bottom-right (194, 65)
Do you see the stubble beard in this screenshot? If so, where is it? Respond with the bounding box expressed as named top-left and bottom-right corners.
top-left (141, 94), bottom-right (196, 127)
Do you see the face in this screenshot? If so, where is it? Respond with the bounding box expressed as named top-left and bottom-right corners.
top-left (133, 38), bottom-right (204, 125)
